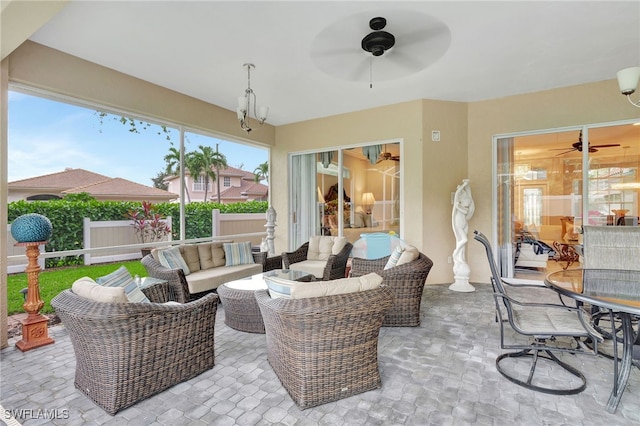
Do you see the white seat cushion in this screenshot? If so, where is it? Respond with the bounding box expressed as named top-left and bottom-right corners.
top-left (185, 263), bottom-right (263, 293)
top-left (289, 260), bottom-right (328, 279)
top-left (266, 272), bottom-right (383, 299)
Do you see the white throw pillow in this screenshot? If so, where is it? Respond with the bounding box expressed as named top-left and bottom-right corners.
top-left (72, 277), bottom-right (128, 303)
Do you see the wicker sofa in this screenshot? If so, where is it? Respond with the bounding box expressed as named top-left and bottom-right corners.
top-left (350, 251), bottom-right (434, 326)
top-left (142, 241), bottom-right (267, 303)
top-left (255, 285), bottom-right (393, 409)
top-left (51, 287), bottom-right (218, 415)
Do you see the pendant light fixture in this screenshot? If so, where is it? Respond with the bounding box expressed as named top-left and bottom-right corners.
top-left (237, 63), bottom-right (269, 132)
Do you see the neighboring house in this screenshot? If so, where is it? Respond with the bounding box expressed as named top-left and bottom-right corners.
top-left (8, 168), bottom-right (178, 203)
top-left (165, 166), bottom-right (268, 203)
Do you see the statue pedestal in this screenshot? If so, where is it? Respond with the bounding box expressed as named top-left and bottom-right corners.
top-left (449, 261), bottom-right (475, 292)
top-left (14, 242), bottom-right (54, 352)
top-left (449, 279), bottom-right (476, 293)
top-left (15, 313), bottom-right (54, 352)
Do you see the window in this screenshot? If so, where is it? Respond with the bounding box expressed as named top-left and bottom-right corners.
top-left (192, 175), bottom-right (211, 192)
top-left (224, 176), bottom-right (231, 187)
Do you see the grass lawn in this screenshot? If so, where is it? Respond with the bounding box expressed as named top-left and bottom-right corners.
top-left (7, 261), bottom-right (147, 315)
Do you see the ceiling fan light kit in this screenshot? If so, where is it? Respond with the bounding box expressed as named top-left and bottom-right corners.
top-left (616, 66), bottom-right (640, 108)
top-left (236, 63), bottom-right (269, 132)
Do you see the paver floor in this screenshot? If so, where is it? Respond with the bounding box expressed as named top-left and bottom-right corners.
top-left (1, 284), bottom-right (639, 425)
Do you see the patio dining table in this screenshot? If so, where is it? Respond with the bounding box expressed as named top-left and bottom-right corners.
top-left (545, 268), bottom-right (640, 413)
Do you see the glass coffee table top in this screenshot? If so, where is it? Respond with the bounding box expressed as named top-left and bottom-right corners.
top-left (224, 269), bottom-right (313, 291)
top-left (263, 269), bottom-right (313, 282)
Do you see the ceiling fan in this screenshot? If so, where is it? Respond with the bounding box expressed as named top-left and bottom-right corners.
top-left (553, 130), bottom-right (620, 155)
top-left (377, 145), bottom-right (399, 163)
top-left (310, 10), bottom-right (451, 83)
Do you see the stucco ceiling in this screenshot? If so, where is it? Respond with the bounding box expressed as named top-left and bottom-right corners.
top-left (28, 1), bottom-right (640, 126)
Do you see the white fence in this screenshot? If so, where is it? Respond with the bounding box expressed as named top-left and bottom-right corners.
top-left (7, 211), bottom-right (268, 273)
top-left (83, 217), bottom-right (173, 265)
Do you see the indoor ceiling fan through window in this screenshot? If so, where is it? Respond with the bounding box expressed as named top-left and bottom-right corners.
top-left (552, 130), bottom-right (620, 155)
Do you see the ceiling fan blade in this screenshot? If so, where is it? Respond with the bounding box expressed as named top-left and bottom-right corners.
top-left (591, 144), bottom-right (621, 148)
top-left (347, 58), bottom-right (370, 81)
top-left (314, 47), bottom-right (360, 58)
top-left (556, 149), bottom-right (578, 156)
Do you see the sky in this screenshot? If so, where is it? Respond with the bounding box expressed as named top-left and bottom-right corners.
top-left (7, 91), bottom-right (268, 187)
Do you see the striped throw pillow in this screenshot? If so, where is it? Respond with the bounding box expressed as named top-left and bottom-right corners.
top-left (223, 241), bottom-right (255, 266)
top-left (384, 245), bottom-right (405, 270)
top-left (157, 246), bottom-right (191, 275)
top-left (96, 265), bottom-right (150, 303)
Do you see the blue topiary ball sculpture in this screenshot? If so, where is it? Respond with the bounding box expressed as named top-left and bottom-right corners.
top-left (11, 213), bottom-right (53, 243)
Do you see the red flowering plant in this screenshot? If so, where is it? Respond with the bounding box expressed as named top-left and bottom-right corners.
top-left (125, 201), bottom-right (171, 244)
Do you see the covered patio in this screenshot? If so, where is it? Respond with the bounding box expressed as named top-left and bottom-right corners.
top-left (2, 284), bottom-right (638, 425)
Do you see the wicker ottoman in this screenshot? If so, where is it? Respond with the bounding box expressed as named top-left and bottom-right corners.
top-left (218, 270), bottom-right (313, 333)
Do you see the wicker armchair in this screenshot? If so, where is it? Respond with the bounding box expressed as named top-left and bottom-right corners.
top-left (282, 240), bottom-right (353, 280)
top-left (141, 251), bottom-right (267, 303)
top-left (255, 286), bottom-right (393, 409)
top-left (350, 252), bottom-right (433, 327)
top-left (51, 290), bottom-right (218, 415)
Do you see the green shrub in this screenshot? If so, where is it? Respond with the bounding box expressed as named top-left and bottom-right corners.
top-left (8, 199), bottom-right (268, 267)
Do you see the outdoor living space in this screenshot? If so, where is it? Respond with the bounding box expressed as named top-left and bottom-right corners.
top-left (2, 284), bottom-right (639, 425)
top-left (3, 3), bottom-right (640, 424)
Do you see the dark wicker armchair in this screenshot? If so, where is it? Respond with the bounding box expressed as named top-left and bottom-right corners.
top-left (282, 240), bottom-right (353, 281)
top-left (51, 289), bottom-right (218, 415)
top-left (255, 286), bottom-right (393, 409)
top-left (350, 252), bottom-right (433, 327)
top-left (141, 251), bottom-right (267, 303)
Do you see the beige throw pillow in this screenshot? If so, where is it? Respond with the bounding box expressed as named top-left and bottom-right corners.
top-left (180, 244), bottom-right (201, 272)
top-left (307, 236), bottom-right (348, 261)
top-left (396, 245), bottom-right (419, 267)
top-left (72, 277), bottom-right (128, 303)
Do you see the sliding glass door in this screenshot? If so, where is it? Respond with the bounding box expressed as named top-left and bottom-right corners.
top-left (289, 141), bottom-right (402, 249)
top-left (495, 121), bottom-right (640, 278)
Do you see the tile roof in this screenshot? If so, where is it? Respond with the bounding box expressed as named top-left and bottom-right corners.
top-left (215, 181), bottom-right (268, 201)
top-left (62, 177), bottom-right (178, 198)
top-left (8, 168), bottom-right (110, 189)
top-left (8, 168), bottom-right (177, 201)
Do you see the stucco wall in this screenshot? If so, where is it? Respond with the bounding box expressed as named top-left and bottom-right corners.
top-left (274, 99), bottom-right (469, 284)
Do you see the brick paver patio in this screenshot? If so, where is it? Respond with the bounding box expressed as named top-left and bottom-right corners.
top-left (1, 284), bottom-right (639, 425)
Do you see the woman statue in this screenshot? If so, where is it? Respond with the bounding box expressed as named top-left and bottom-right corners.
top-left (450, 179), bottom-right (476, 292)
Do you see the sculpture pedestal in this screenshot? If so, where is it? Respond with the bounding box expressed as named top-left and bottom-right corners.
top-left (14, 242), bottom-right (54, 352)
top-left (449, 261), bottom-right (475, 292)
top-left (449, 279), bottom-right (476, 293)
top-left (15, 314), bottom-right (54, 352)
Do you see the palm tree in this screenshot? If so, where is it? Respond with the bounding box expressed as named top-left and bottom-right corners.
top-left (190, 145), bottom-right (228, 202)
top-left (185, 151), bottom-right (205, 201)
top-left (164, 145), bottom-right (191, 202)
top-left (210, 144), bottom-right (228, 204)
top-left (254, 161), bottom-right (269, 184)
